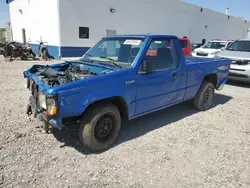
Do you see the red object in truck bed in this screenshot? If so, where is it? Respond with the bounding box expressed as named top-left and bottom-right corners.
top-left (178, 38), bottom-right (192, 56)
top-left (146, 38), bottom-right (192, 56)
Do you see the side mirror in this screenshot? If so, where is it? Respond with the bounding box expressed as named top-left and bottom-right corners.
top-left (221, 47), bottom-right (225, 50)
top-left (140, 61), bottom-right (153, 74)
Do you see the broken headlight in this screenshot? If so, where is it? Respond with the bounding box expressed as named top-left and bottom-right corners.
top-left (46, 96), bottom-right (58, 115)
top-left (29, 80), bottom-right (34, 90)
top-left (38, 90), bottom-right (46, 109)
top-left (24, 78), bottom-right (30, 88)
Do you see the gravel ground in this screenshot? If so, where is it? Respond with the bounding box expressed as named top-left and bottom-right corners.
top-left (0, 56), bottom-right (249, 188)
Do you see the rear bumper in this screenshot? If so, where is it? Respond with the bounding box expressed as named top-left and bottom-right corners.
top-left (27, 96), bottom-right (62, 129)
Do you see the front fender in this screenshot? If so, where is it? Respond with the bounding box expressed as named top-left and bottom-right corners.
top-left (57, 77), bottom-right (136, 118)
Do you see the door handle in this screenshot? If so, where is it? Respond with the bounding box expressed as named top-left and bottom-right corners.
top-left (171, 71), bottom-right (178, 77)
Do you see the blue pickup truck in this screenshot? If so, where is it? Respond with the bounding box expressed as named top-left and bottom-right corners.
top-left (24, 34), bottom-right (230, 152)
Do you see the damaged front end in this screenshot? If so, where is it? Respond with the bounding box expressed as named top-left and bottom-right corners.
top-left (24, 61), bottom-right (114, 131)
top-left (26, 61), bottom-right (112, 87)
top-left (25, 77), bottom-right (60, 132)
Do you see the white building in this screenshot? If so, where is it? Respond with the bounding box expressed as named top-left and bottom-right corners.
top-left (7, 0), bottom-right (250, 59)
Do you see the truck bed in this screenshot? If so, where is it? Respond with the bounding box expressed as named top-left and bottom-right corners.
top-left (183, 56), bottom-right (230, 101)
top-left (185, 56), bottom-right (222, 64)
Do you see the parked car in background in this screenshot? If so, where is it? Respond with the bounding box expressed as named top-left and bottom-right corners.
top-left (225, 40), bottom-right (234, 48)
top-left (192, 40), bottom-right (234, 58)
top-left (179, 37), bottom-right (192, 56)
top-left (215, 39), bottom-right (250, 83)
top-left (191, 43), bottom-right (203, 51)
top-left (24, 34), bottom-right (230, 152)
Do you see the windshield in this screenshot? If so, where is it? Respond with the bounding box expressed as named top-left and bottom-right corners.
top-left (226, 42), bottom-right (233, 47)
top-left (203, 42), bottom-right (226, 49)
top-left (226, 41), bottom-right (250, 52)
top-left (81, 37), bottom-right (145, 67)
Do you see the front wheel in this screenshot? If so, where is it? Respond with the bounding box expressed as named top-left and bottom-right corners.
top-left (193, 81), bottom-right (214, 111)
top-left (79, 104), bottom-right (121, 152)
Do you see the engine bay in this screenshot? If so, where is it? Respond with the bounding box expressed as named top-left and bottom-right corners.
top-left (30, 63), bottom-right (112, 87)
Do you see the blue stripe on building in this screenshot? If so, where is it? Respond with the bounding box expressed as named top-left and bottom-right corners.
top-left (61, 46), bottom-right (90, 58)
top-left (31, 44), bottom-right (59, 59)
top-left (30, 44), bottom-right (90, 59)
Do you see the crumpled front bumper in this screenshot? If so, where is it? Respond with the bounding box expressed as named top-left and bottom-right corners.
top-left (26, 95), bottom-right (62, 129)
top-left (26, 96), bottom-right (44, 120)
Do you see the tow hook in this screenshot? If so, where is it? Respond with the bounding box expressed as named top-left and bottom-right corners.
top-left (26, 104), bottom-right (32, 116)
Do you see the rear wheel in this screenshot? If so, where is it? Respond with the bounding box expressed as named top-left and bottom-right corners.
top-left (79, 104), bottom-right (121, 152)
top-left (21, 54), bottom-right (28, 60)
top-left (193, 81), bottom-right (214, 111)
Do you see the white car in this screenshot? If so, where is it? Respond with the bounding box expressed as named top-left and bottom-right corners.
top-left (192, 40), bottom-right (234, 58)
top-left (215, 39), bottom-right (250, 83)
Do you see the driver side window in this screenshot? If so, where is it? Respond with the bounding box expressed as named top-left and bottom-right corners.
top-left (143, 39), bottom-right (176, 71)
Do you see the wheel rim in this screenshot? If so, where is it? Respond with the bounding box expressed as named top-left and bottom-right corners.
top-left (94, 113), bottom-right (116, 141)
top-left (204, 88), bottom-right (213, 108)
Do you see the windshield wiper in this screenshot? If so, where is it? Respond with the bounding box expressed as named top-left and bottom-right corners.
top-left (80, 59), bottom-right (93, 63)
top-left (99, 56), bottom-right (122, 68)
top-left (80, 54), bottom-right (93, 63)
top-left (85, 54), bottom-right (92, 57)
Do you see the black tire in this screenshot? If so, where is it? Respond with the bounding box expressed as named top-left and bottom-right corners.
top-left (21, 53), bottom-right (28, 60)
top-left (79, 103), bottom-right (121, 152)
top-left (42, 50), bottom-right (47, 60)
top-left (193, 81), bottom-right (214, 111)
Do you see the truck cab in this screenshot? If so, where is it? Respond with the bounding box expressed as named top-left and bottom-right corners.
top-left (24, 34), bottom-right (230, 152)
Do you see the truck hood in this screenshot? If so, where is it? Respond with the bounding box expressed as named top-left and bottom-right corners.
top-left (194, 48), bottom-right (221, 54)
top-left (217, 50), bottom-right (250, 60)
top-left (23, 61), bottom-right (121, 94)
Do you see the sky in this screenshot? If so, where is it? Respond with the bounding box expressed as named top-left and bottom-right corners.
top-left (0, 0), bottom-right (250, 28)
top-left (0, 1), bottom-right (10, 28)
top-left (183, 0), bottom-right (250, 20)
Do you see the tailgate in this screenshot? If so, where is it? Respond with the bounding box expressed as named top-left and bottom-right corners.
top-left (216, 59), bottom-right (230, 88)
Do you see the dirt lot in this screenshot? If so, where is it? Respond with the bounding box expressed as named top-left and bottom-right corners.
top-left (0, 57), bottom-right (249, 188)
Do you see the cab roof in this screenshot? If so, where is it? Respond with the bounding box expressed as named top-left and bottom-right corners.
top-left (103, 34), bottom-right (178, 39)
